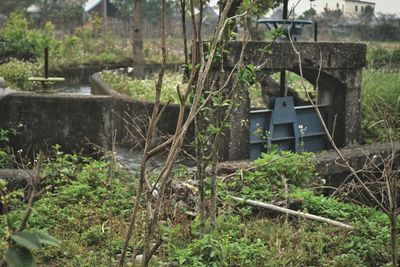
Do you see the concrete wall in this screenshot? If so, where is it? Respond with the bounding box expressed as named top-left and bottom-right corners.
top-left (0, 90), bottom-right (193, 158)
top-left (0, 42), bottom-right (367, 162)
top-left (90, 72), bottom-right (193, 151)
top-left (208, 41), bottom-right (367, 161)
top-left (0, 93), bottom-right (115, 156)
top-left (0, 63), bottom-right (190, 159)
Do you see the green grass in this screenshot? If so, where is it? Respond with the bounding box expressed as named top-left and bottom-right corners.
top-left (101, 70), bottom-right (184, 104)
top-left (0, 59), bottom-right (41, 90)
top-left (1, 149), bottom-right (396, 266)
top-left (362, 69), bottom-right (400, 142)
top-left (367, 42), bottom-right (400, 69)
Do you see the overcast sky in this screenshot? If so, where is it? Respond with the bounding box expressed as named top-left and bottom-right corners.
top-left (209, 0), bottom-right (400, 16)
top-left (288, 0), bottom-right (400, 15)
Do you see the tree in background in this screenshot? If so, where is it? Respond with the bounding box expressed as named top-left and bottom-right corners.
top-left (299, 7), bottom-right (316, 20)
top-left (244, 0), bottom-right (282, 40)
top-left (320, 8), bottom-right (343, 24)
top-left (114, 0), bottom-right (173, 78)
top-left (0, 0), bottom-right (35, 17)
top-left (360, 5), bottom-right (374, 24)
top-left (115, 0), bottom-right (173, 22)
top-left (33, 0), bottom-right (83, 32)
top-left (131, 0), bottom-right (144, 78)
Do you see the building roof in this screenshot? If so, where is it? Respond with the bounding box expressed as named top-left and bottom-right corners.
top-left (345, 0), bottom-right (375, 5)
top-left (84, 0), bottom-right (102, 13)
top-left (26, 4), bottom-right (40, 13)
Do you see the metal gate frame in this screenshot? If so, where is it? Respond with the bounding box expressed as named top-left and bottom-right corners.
top-left (250, 96), bottom-right (329, 159)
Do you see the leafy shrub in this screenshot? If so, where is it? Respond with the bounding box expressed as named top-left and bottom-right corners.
top-left (81, 225), bottom-right (103, 246)
top-left (0, 13), bottom-right (131, 69)
top-left (222, 150), bottom-right (317, 202)
top-left (0, 129), bottom-right (11, 168)
top-left (0, 13), bottom-right (59, 63)
top-left (8, 149), bottom-right (138, 266)
top-left (32, 21), bottom-right (61, 58)
top-left (0, 59), bottom-right (40, 90)
top-left (0, 128), bottom-right (18, 168)
top-left (0, 13), bottom-right (38, 63)
top-left (253, 150), bottom-right (316, 186)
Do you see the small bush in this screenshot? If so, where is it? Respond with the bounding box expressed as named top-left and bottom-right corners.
top-left (0, 59), bottom-right (40, 90)
top-left (221, 150), bottom-right (317, 203)
top-left (0, 13), bottom-right (38, 62)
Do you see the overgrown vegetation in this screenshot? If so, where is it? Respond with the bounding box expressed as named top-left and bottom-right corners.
top-left (0, 59), bottom-right (40, 90)
top-left (101, 66), bottom-right (399, 144)
top-left (0, 12), bottom-right (185, 68)
top-left (0, 129), bottom-right (13, 168)
top-left (1, 1), bottom-right (399, 266)
top-left (0, 13), bottom-right (130, 67)
top-left (0, 150), bottom-right (395, 266)
top-left (362, 69), bottom-right (400, 142)
top-left (367, 42), bottom-right (400, 69)
top-left (101, 70), bottom-right (183, 104)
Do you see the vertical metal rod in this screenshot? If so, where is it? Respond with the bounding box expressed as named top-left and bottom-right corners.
top-left (44, 47), bottom-right (49, 79)
top-left (279, 0), bottom-right (289, 96)
top-left (103, 0), bottom-right (107, 32)
top-left (283, 0), bottom-right (288, 19)
top-left (314, 22), bottom-right (318, 42)
top-left (280, 71), bottom-right (286, 96)
top-left (280, 0), bottom-right (289, 96)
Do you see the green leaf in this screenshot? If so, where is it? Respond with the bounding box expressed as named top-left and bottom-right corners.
top-left (4, 247), bottom-right (35, 267)
top-left (11, 232), bottom-right (42, 250)
top-left (0, 178), bottom-right (7, 188)
top-left (35, 231), bottom-right (60, 247)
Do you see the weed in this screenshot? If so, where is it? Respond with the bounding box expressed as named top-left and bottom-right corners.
top-left (0, 59), bottom-right (40, 90)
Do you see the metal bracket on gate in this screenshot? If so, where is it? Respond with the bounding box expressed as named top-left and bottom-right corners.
top-left (267, 97), bottom-right (300, 152)
top-left (250, 96), bottom-right (329, 159)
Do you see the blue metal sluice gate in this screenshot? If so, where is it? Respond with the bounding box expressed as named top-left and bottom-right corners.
top-left (250, 96), bottom-right (329, 160)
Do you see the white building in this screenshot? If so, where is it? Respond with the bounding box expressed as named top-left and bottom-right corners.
top-left (312, 0), bottom-right (375, 17)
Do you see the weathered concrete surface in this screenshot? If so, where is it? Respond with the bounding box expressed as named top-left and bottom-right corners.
top-left (91, 72), bottom-right (194, 150)
top-left (0, 76), bottom-right (193, 158)
top-left (208, 41), bottom-right (367, 160)
top-left (316, 142), bottom-right (400, 187)
top-left (91, 72), bottom-right (130, 98)
top-left (223, 42), bottom-right (366, 70)
top-left (0, 42), bottom-right (367, 162)
top-left (0, 93), bottom-right (115, 156)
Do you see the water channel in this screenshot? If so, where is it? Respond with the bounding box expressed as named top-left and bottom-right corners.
top-left (54, 83), bottom-right (91, 95)
top-left (53, 83), bottom-right (173, 170)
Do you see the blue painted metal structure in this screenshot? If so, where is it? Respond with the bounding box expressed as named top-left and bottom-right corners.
top-left (250, 96), bottom-right (329, 159)
top-left (257, 19), bottom-right (313, 39)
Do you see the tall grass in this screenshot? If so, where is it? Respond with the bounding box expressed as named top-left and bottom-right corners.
top-left (362, 69), bottom-right (400, 143)
top-left (366, 42), bottom-right (400, 69)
